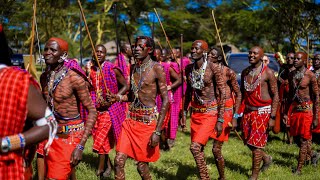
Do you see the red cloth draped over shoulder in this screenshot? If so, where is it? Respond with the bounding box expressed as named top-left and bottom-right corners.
top-left (0, 67), bottom-right (32, 179)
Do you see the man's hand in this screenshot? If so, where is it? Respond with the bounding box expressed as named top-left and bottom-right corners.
top-left (231, 118), bottom-right (238, 131)
top-left (149, 132), bottom-right (160, 148)
top-left (312, 118), bottom-right (318, 130)
top-left (215, 121), bottom-right (223, 137)
top-left (70, 148), bottom-right (83, 167)
top-left (268, 117), bottom-right (275, 131)
top-left (106, 92), bottom-right (119, 103)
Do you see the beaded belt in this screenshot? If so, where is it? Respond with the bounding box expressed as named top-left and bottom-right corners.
top-left (246, 105), bottom-right (271, 115)
top-left (128, 106), bottom-right (159, 124)
top-left (57, 121), bottom-right (85, 134)
top-left (294, 102), bottom-right (313, 112)
top-left (191, 104), bottom-right (218, 113)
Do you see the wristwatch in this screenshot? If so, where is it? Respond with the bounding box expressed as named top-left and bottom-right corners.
top-left (1, 138), bottom-right (9, 153)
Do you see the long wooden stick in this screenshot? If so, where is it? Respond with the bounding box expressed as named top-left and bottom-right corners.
top-left (154, 8), bottom-right (177, 62)
top-left (77, 0), bottom-right (109, 93)
top-left (228, 122), bottom-right (243, 141)
top-left (211, 10), bottom-right (227, 65)
top-left (26, 0), bottom-right (37, 72)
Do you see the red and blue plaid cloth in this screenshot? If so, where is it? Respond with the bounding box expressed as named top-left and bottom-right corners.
top-left (89, 61), bottom-right (126, 142)
top-left (0, 67), bottom-right (32, 179)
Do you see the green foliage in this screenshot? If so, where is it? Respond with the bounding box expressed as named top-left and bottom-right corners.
top-left (33, 118), bottom-right (320, 179)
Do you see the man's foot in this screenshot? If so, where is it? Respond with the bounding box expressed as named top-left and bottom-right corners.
top-left (260, 155), bottom-right (272, 172)
top-left (96, 169), bottom-right (104, 177)
top-left (103, 167), bottom-right (112, 177)
top-left (167, 139), bottom-right (175, 149)
top-left (312, 152), bottom-right (320, 167)
top-left (292, 169), bottom-right (301, 175)
top-left (248, 176), bottom-right (257, 180)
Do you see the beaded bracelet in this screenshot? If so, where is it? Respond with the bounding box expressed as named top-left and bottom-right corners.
top-left (76, 144), bottom-right (84, 151)
top-left (218, 118), bottom-right (224, 123)
top-left (153, 131), bottom-right (161, 136)
top-left (18, 133), bottom-right (25, 149)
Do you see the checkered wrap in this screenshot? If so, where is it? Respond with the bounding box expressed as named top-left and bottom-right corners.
top-left (115, 53), bottom-right (130, 83)
top-left (0, 67), bottom-right (32, 179)
top-left (166, 62), bottom-right (181, 140)
top-left (90, 61), bottom-right (126, 142)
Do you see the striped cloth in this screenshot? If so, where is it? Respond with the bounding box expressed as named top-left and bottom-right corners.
top-left (0, 67), bottom-right (32, 180)
top-left (90, 61), bottom-right (126, 142)
top-left (167, 62), bottom-right (181, 140)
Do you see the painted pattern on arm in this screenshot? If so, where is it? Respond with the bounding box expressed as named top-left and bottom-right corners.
top-left (211, 64), bottom-right (226, 119)
top-left (267, 69), bottom-right (279, 116)
top-left (228, 68), bottom-right (242, 114)
top-left (69, 70), bottom-right (97, 146)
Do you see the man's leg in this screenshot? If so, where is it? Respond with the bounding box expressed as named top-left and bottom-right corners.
top-left (97, 154), bottom-right (105, 176)
top-left (114, 152), bottom-right (128, 180)
top-left (103, 154), bottom-right (113, 177)
top-left (249, 146), bottom-right (263, 180)
top-left (212, 140), bottom-right (225, 180)
top-left (36, 154), bottom-right (45, 180)
top-left (294, 138), bottom-right (308, 175)
top-left (190, 142), bottom-right (209, 180)
top-left (260, 149), bottom-right (272, 172)
top-left (137, 162), bottom-right (152, 180)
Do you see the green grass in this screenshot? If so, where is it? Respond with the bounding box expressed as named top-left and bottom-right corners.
top-left (31, 117), bottom-right (320, 180)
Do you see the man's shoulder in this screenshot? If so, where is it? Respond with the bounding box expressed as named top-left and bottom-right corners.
top-left (241, 66), bottom-right (251, 76)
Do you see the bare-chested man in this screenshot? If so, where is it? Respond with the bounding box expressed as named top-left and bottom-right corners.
top-left (87, 44), bottom-right (128, 178)
top-left (183, 40), bottom-right (226, 179)
top-left (241, 46), bottom-right (278, 180)
top-left (285, 52), bottom-right (319, 175)
top-left (114, 36), bottom-right (169, 180)
top-left (40, 37), bottom-right (97, 179)
top-left (278, 53), bottom-right (295, 144)
top-left (208, 46), bottom-right (241, 180)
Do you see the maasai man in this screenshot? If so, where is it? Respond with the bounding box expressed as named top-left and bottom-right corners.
top-left (278, 53), bottom-right (295, 144)
top-left (87, 44), bottom-right (128, 177)
top-left (175, 47), bottom-right (191, 131)
top-left (114, 36), bottom-right (169, 180)
top-left (208, 46), bottom-right (241, 180)
top-left (154, 48), bottom-right (162, 62)
top-left (0, 24), bottom-right (57, 180)
top-left (241, 46), bottom-right (278, 180)
top-left (40, 37), bottom-right (97, 179)
top-left (158, 48), bottom-right (182, 150)
top-left (285, 52), bottom-right (319, 174)
top-left (182, 40), bottom-right (226, 179)
top-left (115, 42), bottom-right (133, 83)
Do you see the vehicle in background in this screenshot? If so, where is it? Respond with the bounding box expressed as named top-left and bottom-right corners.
top-left (11, 54), bottom-right (25, 69)
top-left (79, 57), bottom-right (92, 68)
top-left (226, 52), bottom-right (280, 85)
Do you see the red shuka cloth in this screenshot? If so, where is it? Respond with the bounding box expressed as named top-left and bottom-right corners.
top-left (210, 98), bottom-right (234, 141)
top-left (191, 101), bottom-right (218, 145)
top-left (0, 67), bottom-right (33, 180)
top-left (46, 120), bottom-right (84, 179)
top-left (92, 111), bottom-right (114, 154)
top-left (242, 66), bottom-right (272, 148)
top-left (116, 118), bottom-right (160, 162)
top-left (288, 102), bottom-right (313, 140)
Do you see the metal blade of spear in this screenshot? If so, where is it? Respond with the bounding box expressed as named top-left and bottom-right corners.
top-left (77, 0), bottom-right (110, 93)
top-left (122, 19), bottom-right (135, 85)
top-left (180, 33), bottom-right (186, 129)
top-left (211, 10), bottom-right (228, 65)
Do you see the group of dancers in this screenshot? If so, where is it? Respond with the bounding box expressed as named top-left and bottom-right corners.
top-left (1, 22), bottom-right (320, 180)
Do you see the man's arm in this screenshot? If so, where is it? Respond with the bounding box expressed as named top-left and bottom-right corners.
top-left (114, 68), bottom-right (129, 96)
top-left (183, 66), bottom-right (192, 112)
top-left (70, 71), bottom-right (97, 147)
top-left (211, 63), bottom-right (226, 120)
top-left (310, 73), bottom-right (319, 127)
top-left (154, 64), bottom-right (169, 133)
top-left (266, 68), bottom-right (279, 118)
top-left (229, 69), bottom-right (242, 114)
top-left (168, 66), bottom-right (182, 90)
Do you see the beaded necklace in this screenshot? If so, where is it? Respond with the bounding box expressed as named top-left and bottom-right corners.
top-left (130, 60), bottom-right (155, 108)
top-left (47, 65), bottom-right (68, 111)
top-left (190, 60), bottom-right (207, 90)
top-left (292, 67), bottom-right (306, 102)
top-left (244, 63), bottom-right (264, 92)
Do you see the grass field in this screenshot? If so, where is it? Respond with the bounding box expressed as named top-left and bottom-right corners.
top-left (32, 118), bottom-right (320, 180)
